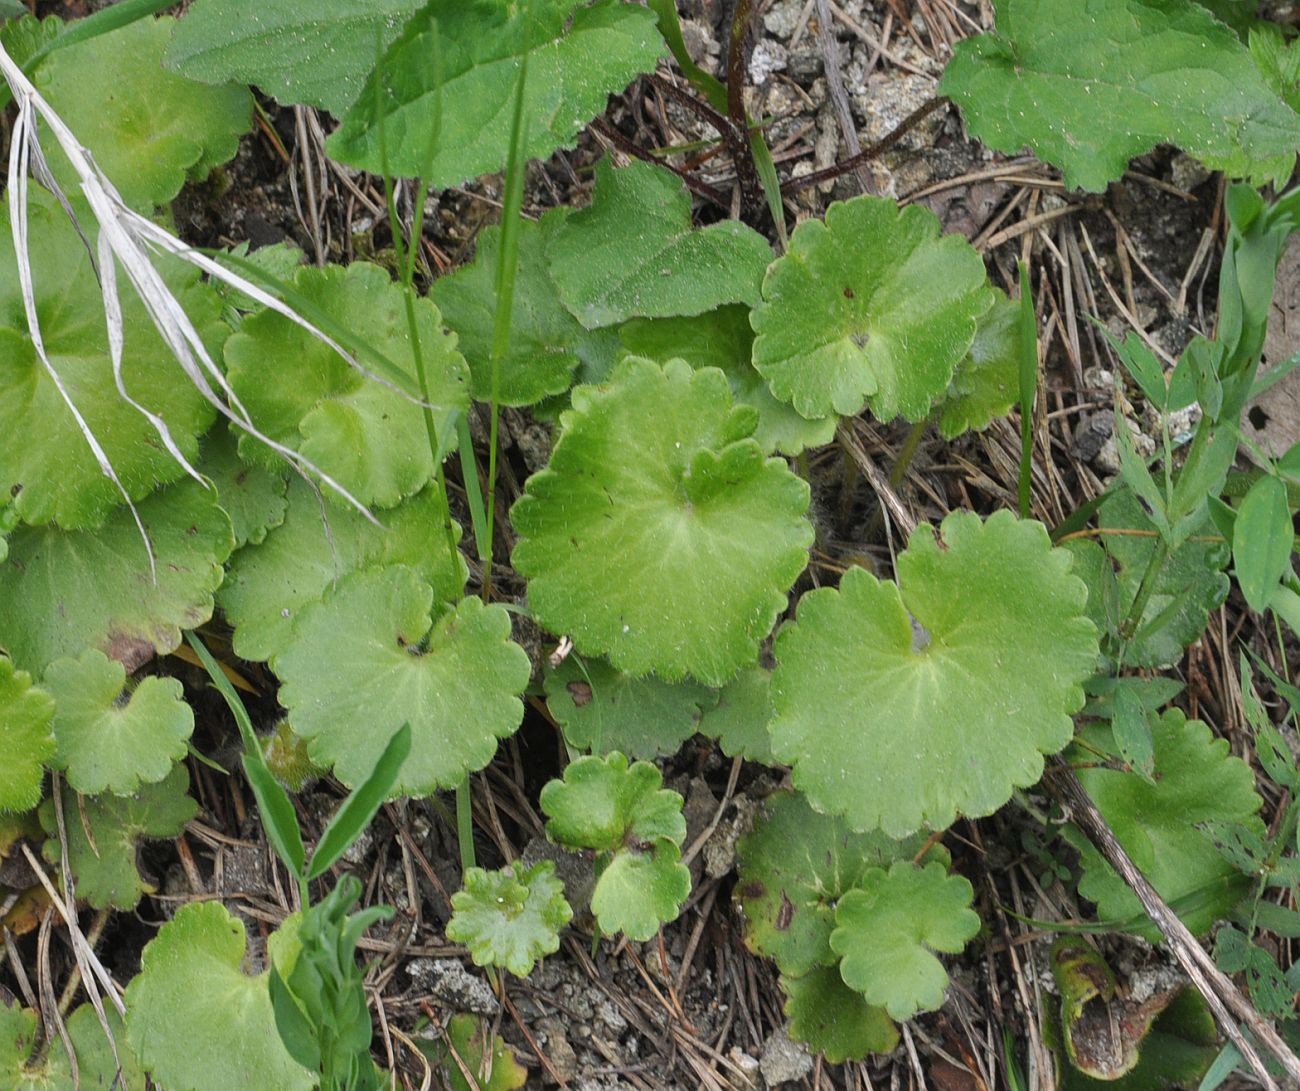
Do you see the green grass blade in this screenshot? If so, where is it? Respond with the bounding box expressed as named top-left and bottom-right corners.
top-left (1016, 261), bottom-right (1038, 518)
top-left (23, 0), bottom-right (174, 71)
top-left (457, 412), bottom-right (491, 562)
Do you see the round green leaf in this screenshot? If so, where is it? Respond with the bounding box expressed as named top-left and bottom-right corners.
top-left (225, 262), bottom-right (469, 509)
top-left (0, 656), bottom-right (54, 814)
top-left (620, 306), bottom-right (836, 456)
top-left (125, 900), bottom-right (315, 1091)
top-left (734, 792), bottom-right (937, 978)
top-left (431, 210), bottom-right (583, 406)
top-left (539, 751), bottom-right (686, 853)
top-left (0, 481), bottom-right (234, 676)
top-left (0, 197), bottom-right (227, 529)
top-left (830, 860), bottom-right (980, 1020)
top-left (512, 357), bottom-right (812, 685)
top-left (37, 17), bottom-right (249, 210)
top-left (39, 763), bottom-right (197, 910)
top-left (448, 861), bottom-right (573, 978)
top-left (546, 158), bottom-right (772, 328)
top-left (218, 475), bottom-right (467, 662)
top-left (273, 566), bottom-right (531, 794)
top-left (590, 837), bottom-right (690, 941)
top-left (431, 1014), bottom-right (528, 1091)
top-left (1, 1001), bottom-right (144, 1091)
top-left (771, 511), bottom-right (1098, 835)
top-left (696, 665), bottom-right (775, 763)
top-left (199, 421), bottom-right (289, 549)
top-left (782, 966), bottom-right (899, 1064)
top-left (45, 649), bottom-right (193, 797)
top-left (544, 655), bottom-right (715, 758)
top-left (751, 195), bottom-right (992, 422)
top-left (937, 289), bottom-right (1022, 439)
top-left (1067, 711), bottom-right (1263, 937)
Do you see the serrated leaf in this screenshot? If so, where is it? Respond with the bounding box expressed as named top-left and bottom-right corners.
top-left (513, 357), bottom-right (812, 686)
top-left (1, 1001), bottom-right (145, 1091)
top-left (540, 751), bottom-right (685, 852)
top-left (1233, 474), bottom-right (1294, 612)
top-left (939, 0), bottom-right (1300, 192)
top-left (273, 567), bottom-right (530, 794)
top-left (781, 966), bottom-right (899, 1063)
top-left (751, 195), bottom-right (992, 422)
top-left (0, 196), bottom-right (226, 529)
top-left (696, 666), bottom-right (775, 763)
top-left (620, 306), bottom-right (836, 456)
top-left (218, 475), bottom-right (466, 661)
top-left (830, 860), bottom-right (980, 1020)
top-left (39, 763), bottom-right (197, 910)
top-left (199, 421), bottom-right (289, 549)
top-left (734, 792), bottom-right (937, 978)
top-left (327, 1), bottom-right (663, 186)
top-left (225, 262), bottom-right (468, 510)
top-left (45, 649), bottom-right (193, 797)
top-left (125, 900), bottom-right (315, 1091)
top-left (544, 656), bottom-right (714, 758)
top-left (938, 289), bottom-right (1022, 439)
top-left (1066, 711), bottom-right (1263, 937)
top-left (431, 209), bottom-right (583, 406)
top-left (0, 481), bottom-right (234, 676)
top-left (771, 511), bottom-right (1097, 836)
top-left (1063, 489), bottom-right (1229, 668)
top-left (448, 861), bottom-right (573, 978)
top-left (165, 0), bottom-right (422, 116)
top-left (590, 837), bottom-right (690, 940)
top-left (546, 158), bottom-right (772, 329)
top-left (0, 657), bottom-right (54, 814)
top-left (35, 17), bottom-right (249, 210)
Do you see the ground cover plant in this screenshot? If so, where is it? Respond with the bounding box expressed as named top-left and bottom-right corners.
top-left (2, 0), bottom-right (1300, 1088)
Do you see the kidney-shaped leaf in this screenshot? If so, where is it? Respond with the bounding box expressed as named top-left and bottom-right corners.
top-left (273, 566), bottom-right (531, 794)
top-left (590, 838), bottom-right (690, 941)
top-left (1, 1001), bottom-right (145, 1091)
top-left (448, 861), bottom-right (573, 979)
top-left (0, 657), bottom-right (54, 814)
top-left (781, 966), bottom-right (900, 1064)
top-left (830, 860), bottom-right (980, 1020)
top-left (939, 0), bottom-right (1300, 192)
top-left (540, 751), bottom-right (685, 853)
top-left (695, 665), bottom-right (776, 763)
top-left (199, 421), bottom-right (289, 549)
top-left (938, 289), bottom-right (1023, 439)
top-left (40, 763), bottom-right (197, 910)
top-left (225, 262), bottom-right (468, 510)
top-left (0, 481), bottom-right (234, 676)
top-left (327, 0), bottom-right (663, 186)
top-left (46, 649), bottom-right (193, 797)
top-left (734, 792), bottom-right (937, 978)
top-left (1067, 711), bottom-right (1263, 937)
top-left (546, 158), bottom-right (773, 329)
top-left (166, 0), bottom-right (422, 116)
top-left (0, 197), bottom-right (226, 529)
top-left (125, 900), bottom-right (315, 1091)
top-left (219, 476), bottom-right (466, 663)
top-left (751, 195), bottom-right (992, 422)
top-left (38, 16), bottom-right (249, 210)
top-left (513, 357), bottom-right (812, 686)
top-left (771, 511), bottom-right (1098, 836)
top-left (544, 655), bottom-right (715, 758)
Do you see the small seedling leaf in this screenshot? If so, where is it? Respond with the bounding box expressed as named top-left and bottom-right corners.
top-left (751, 195), bottom-right (992, 421)
top-left (225, 262), bottom-right (469, 510)
top-left (940, 0), bottom-right (1300, 191)
top-left (513, 357), bottom-right (812, 686)
top-left (831, 861), bottom-right (980, 1020)
top-left (199, 421), bottom-right (289, 549)
top-left (273, 567), bottom-right (531, 794)
top-left (327, 1), bottom-right (663, 186)
top-left (0, 657), bottom-right (54, 814)
top-left (447, 861), bottom-right (573, 978)
top-left (546, 158), bottom-right (772, 328)
top-left (938, 289), bottom-right (1023, 439)
top-left (39, 762), bottom-right (197, 909)
top-left (540, 751), bottom-right (685, 852)
top-left (1066, 711), bottom-right (1263, 937)
top-left (45, 649), bottom-right (193, 796)
top-left (0, 481), bottom-right (234, 676)
top-left (423, 1014), bottom-right (527, 1091)
top-left (125, 900), bottom-right (315, 1091)
top-left (544, 656), bottom-right (715, 758)
top-left (771, 511), bottom-right (1097, 835)
top-left (590, 837), bottom-right (690, 941)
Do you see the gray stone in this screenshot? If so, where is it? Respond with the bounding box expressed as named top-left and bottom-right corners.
top-left (760, 1026), bottom-right (814, 1085)
top-left (406, 958), bottom-right (498, 1015)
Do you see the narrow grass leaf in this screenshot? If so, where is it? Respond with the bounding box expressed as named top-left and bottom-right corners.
top-left (1233, 473), bottom-right (1294, 611)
